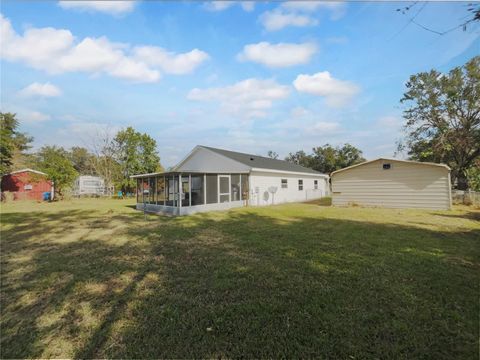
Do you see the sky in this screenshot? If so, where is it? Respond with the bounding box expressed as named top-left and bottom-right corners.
top-left (0, 1), bottom-right (479, 167)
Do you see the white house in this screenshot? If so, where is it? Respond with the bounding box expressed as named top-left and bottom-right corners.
top-left (132, 145), bottom-right (329, 215)
top-left (331, 158), bottom-right (451, 210)
top-left (73, 175), bottom-right (106, 196)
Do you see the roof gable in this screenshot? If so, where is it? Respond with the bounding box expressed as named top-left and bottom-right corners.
top-left (173, 146), bottom-right (251, 173)
top-left (8, 168), bottom-right (47, 176)
top-left (331, 158), bottom-right (451, 176)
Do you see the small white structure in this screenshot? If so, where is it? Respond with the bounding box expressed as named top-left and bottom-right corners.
top-left (73, 175), bottom-right (106, 196)
top-left (132, 145), bottom-right (329, 215)
top-left (331, 158), bottom-right (451, 210)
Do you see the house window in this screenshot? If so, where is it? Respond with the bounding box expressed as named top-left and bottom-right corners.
top-left (281, 179), bottom-right (288, 189)
top-left (298, 179), bottom-right (303, 191)
top-left (383, 163), bottom-right (391, 170)
top-left (314, 180), bottom-right (318, 190)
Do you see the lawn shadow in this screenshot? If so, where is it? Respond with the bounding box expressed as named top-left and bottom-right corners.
top-left (430, 210), bottom-right (480, 222)
top-left (1, 207), bottom-right (479, 358)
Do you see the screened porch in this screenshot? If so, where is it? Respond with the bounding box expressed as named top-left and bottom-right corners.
top-left (134, 172), bottom-right (249, 215)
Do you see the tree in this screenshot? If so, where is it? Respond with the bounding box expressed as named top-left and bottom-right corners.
top-left (68, 147), bottom-right (96, 175)
top-left (286, 144), bottom-right (365, 174)
top-left (465, 160), bottom-right (480, 192)
top-left (35, 146), bottom-right (78, 198)
top-left (285, 150), bottom-right (312, 168)
top-left (113, 127), bottom-right (162, 193)
top-left (0, 112), bottom-right (33, 174)
top-left (267, 150), bottom-right (279, 159)
top-left (400, 56), bottom-right (480, 190)
top-left (88, 126), bottom-right (121, 192)
top-left (310, 143), bottom-right (365, 173)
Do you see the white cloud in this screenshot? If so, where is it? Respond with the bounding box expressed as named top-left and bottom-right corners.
top-left (293, 71), bottom-right (360, 107)
top-left (259, 1), bottom-right (345, 31)
top-left (188, 78), bottom-right (289, 119)
top-left (281, 1), bottom-right (345, 19)
top-left (22, 110), bottom-right (51, 122)
top-left (240, 2), bottom-right (255, 12)
top-left (238, 42), bottom-right (317, 68)
top-left (58, 1), bottom-right (136, 16)
top-left (19, 82), bottom-right (62, 97)
top-left (204, 1), bottom-right (235, 11)
top-left (311, 121), bottom-right (341, 133)
top-left (260, 9), bottom-right (317, 31)
top-left (290, 106), bottom-right (310, 118)
top-left (0, 14), bottom-right (208, 83)
top-left (204, 1), bottom-right (254, 12)
top-left (133, 46), bottom-right (209, 74)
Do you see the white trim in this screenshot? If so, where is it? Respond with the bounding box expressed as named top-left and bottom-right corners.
top-left (447, 171), bottom-right (452, 210)
top-left (250, 167), bottom-right (328, 177)
top-left (218, 174), bottom-right (231, 203)
top-left (8, 168), bottom-right (47, 176)
top-left (331, 158), bottom-right (451, 176)
top-left (203, 173), bottom-right (207, 205)
top-left (179, 174), bottom-right (182, 210)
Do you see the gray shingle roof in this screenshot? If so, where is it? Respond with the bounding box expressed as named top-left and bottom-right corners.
top-left (201, 146), bottom-right (325, 175)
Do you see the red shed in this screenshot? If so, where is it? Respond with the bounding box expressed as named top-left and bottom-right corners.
top-left (1, 169), bottom-right (53, 201)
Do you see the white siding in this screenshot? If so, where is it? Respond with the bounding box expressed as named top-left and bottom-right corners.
top-left (249, 171), bottom-right (328, 206)
top-left (331, 160), bottom-right (451, 210)
top-left (176, 147), bottom-right (250, 173)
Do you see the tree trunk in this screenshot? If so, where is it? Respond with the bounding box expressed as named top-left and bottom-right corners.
top-left (456, 173), bottom-right (469, 190)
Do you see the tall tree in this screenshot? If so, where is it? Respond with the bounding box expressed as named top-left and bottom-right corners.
top-left (400, 56), bottom-right (480, 189)
top-left (88, 126), bottom-right (121, 192)
top-left (0, 112), bottom-right (33, 174)
top-left (35, 146), bottom-right (78, 198)
top-left (113, 127), bottom-right (162, 193)
top-left (310, 143), bottom-right (365, 173)
top-left (285, 150), bottom-right (312, 168)
top-left (69, 147), bottom-right (96, 175)
top-left (267, 150), bottom-right (279, 159)
top-left (286, 144), bottom-right (365, 174)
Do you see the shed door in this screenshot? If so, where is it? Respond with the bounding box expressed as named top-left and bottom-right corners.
top-left (218, 175), bottom-right (230, 203)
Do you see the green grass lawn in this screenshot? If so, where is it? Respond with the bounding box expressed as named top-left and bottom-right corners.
top-left (1, 198), bottom-right (479, 358)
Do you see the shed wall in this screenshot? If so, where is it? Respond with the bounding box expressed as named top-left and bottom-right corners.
top-left (331, 160), bottom-right (451, 210)
top-left (1, 172), bottom-right (52, 201)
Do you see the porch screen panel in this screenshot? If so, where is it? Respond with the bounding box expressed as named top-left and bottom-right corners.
top-left (241, 174), bottom-right (249, 200)
top-left (142, 178), bottom-right (149, 203)
top-left (231, 174), bottom-right (241, 201)
top-left (191, 175), bottom-right (204, 206)
top-left (157, 177), bottom-right (166, 205)
top-left (181, 176), bottom-right (190, 207)
top-left (206, 174), bottom-right (218, 204)
top-left (166, 176), bottom-right (177, 206)
top-left (149, 177), bottom-right (156, 204)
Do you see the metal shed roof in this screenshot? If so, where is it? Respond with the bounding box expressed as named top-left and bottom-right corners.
top-left (331, 158), bottom-right (451, 176)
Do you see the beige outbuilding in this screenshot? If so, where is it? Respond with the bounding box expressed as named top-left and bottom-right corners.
top-left (331, 158), bottom-right (452, 210)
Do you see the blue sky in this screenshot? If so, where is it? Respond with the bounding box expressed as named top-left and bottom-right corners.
top-left (1, 1), bottom-right (479, 167)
